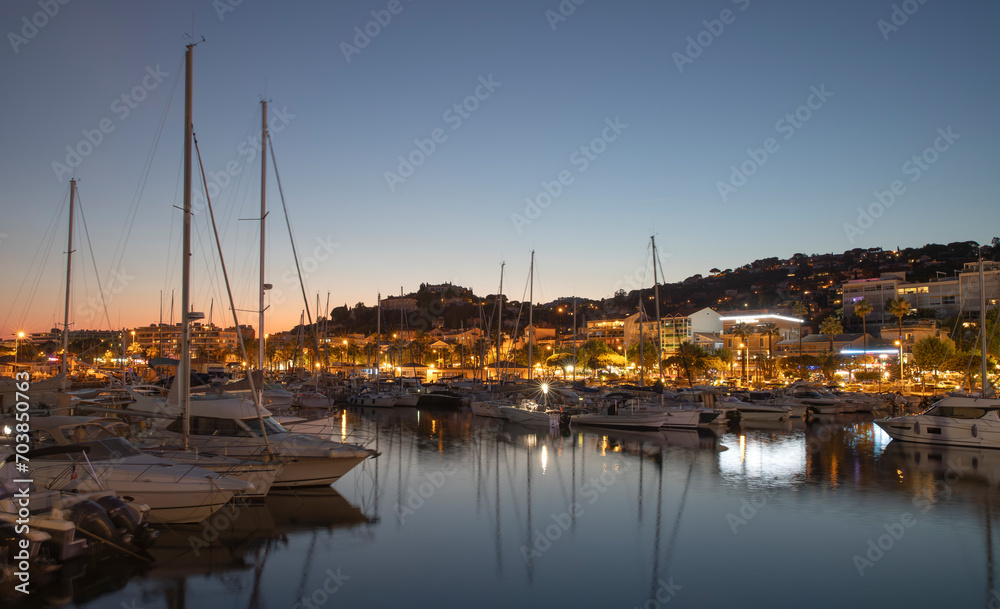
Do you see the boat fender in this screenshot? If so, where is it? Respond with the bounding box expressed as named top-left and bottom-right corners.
top-left (972, 424), bottom-right (978, 438)
top-left (913, 421), bottom-right (920, 435)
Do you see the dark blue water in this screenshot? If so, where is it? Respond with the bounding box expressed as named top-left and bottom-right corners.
top-left (24, 410), bottom-right (1000, 608)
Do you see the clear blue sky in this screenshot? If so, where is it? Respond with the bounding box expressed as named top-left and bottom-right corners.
top-left (1, 0), bottom-right (997, 335)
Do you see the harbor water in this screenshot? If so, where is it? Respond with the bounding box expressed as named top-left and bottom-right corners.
top-left (24, 409), bottom-right (1000, 609)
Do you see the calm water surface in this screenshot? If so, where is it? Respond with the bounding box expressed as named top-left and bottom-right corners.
top-left (28, 409), bottom-right (1000, 608)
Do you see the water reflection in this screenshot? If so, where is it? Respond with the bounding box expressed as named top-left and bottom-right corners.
top-left (20, 409), bottom-right (1000, 609)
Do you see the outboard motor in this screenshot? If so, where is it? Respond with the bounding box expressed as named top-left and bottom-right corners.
top-left (69, 500), bottom-right (133, 552)
top-left (94, 495), bottom-right (158, 549)
top-left (0, 521), bottom-right (27, 561)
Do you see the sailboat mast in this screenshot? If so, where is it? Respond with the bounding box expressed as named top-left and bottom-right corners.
top-left (639, 299), bottom-right (644, 386)
top-left (572, 297), bottom-right (577, 382)
top-left (259, 100), bottom-right (267, 382)
top-left (496, 262), bottom-right (504, 384)
top-left (61, 179), bottom-right (76, 378)
top-left (528, 250), bottom-right (534, 381)
top-left (980, 248), bottom-right (988, 394)
top-left (376, 292), bottom-right (381, 382)
top-left (652, 235), bottom-right (662, 380)
top-left (180, 43), bottom-right (194, 450)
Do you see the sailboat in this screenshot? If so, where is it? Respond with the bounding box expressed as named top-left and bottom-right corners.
top-left (126, 43), bottom-right (377, 488)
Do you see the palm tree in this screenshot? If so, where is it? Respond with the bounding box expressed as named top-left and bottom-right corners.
top-left (887, 297), bottom-right (912, 386)
top-left (731, 322), bottom-right (754, 383)
top-left (819, 316), bottom-right (844, 354)
top-left (887, 297), bottom-right (912, 343)
top-left (793, 301), bottom-right (809, 359)
top-left (760, 321), bottom-right (781, 379)
top-left (853, 298), bottom-right (873, 354)
top-left (666, 342), bottom-right (712, 388)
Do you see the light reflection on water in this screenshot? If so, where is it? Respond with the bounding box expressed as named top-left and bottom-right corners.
top-left (34, 409), bottom-right (1000, 609)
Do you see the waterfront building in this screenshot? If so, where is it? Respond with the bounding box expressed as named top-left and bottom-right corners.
top-left (842, 260), bottom-right (1000, 324)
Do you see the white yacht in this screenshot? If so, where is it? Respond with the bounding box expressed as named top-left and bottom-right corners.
top-left (874, 395), bottom-right (1000, 448)
top-left (498, 400), bottom-right (558, 426)
top-left (347, 386), bottom-right (396, 407)
top-left (0, 457), bottom-right (158, 561)
top-left (132, 393), bottom-right (378, 487)
top-left (570, 408), bottom-right (668, 431)
top-left (12, 417), bottom-right (253, 524)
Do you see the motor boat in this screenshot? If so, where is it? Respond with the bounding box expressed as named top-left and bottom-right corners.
top-left (130, 392), bottom-right (379, 488)
top-left (0, 456), bottom-right (158, 562)
top-left (874, 395), bottom-right (1000, 449)
top-left (7, 418), bottom-right (253, 524)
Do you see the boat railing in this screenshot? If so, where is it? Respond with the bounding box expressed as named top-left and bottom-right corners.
top-left (40, 454), bottom-right (238, 489)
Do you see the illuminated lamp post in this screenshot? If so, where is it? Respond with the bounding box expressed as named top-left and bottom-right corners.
top-left (15, 331), bottom-right (25, 368)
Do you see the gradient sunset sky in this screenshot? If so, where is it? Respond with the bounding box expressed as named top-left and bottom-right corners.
top-left (1, 0), bottom-right (997, 336)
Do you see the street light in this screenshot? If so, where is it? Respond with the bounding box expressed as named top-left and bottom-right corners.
top-left (895, 340), bottom-right (904, 390)
top-left (15, 331), bottom-right (24, 368)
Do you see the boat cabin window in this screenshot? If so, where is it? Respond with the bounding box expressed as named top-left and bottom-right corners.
top-left (60, 424), bottom-right (115, 444)
top-left (924, 405), bottom-right (990, 419)
top-left (241, 417), bottom-right (288, 436)
top-left (33, 438), bottom-right (142, 461)
top-left (83, 438), bottom-right (143, 459)
top-left (166, 416), bottom-right (253, 437)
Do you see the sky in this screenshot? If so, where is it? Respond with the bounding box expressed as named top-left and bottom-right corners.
top-left (1, 0), bottom-right (998, 336)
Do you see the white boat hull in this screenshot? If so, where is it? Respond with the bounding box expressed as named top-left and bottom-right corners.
top-left (471, 400), bottom-right (505, 419)
top-left (570, 412), bottom-right (667, 430)
top-left (499, 406), bottom-right (553, 426)
top-left (875, 415), bottom-right (1000, 449)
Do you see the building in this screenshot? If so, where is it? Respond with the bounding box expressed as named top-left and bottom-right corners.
top-left (842, 260), bottom-right (1000, 324)
top-left (624, 307), bottom-right (724, 358)
top-left (379, 296), bottom-right (418, 312)
top-left (132, 323), bottom-right (254, 359)
top-left (775, 333), bottom-right (876, 356)
top-left (586, 318), bottom-right (626, 348)
top-left (718, 312), bottom-right (803, 358)
top-left (26, 328), bottom-right (119, 346)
